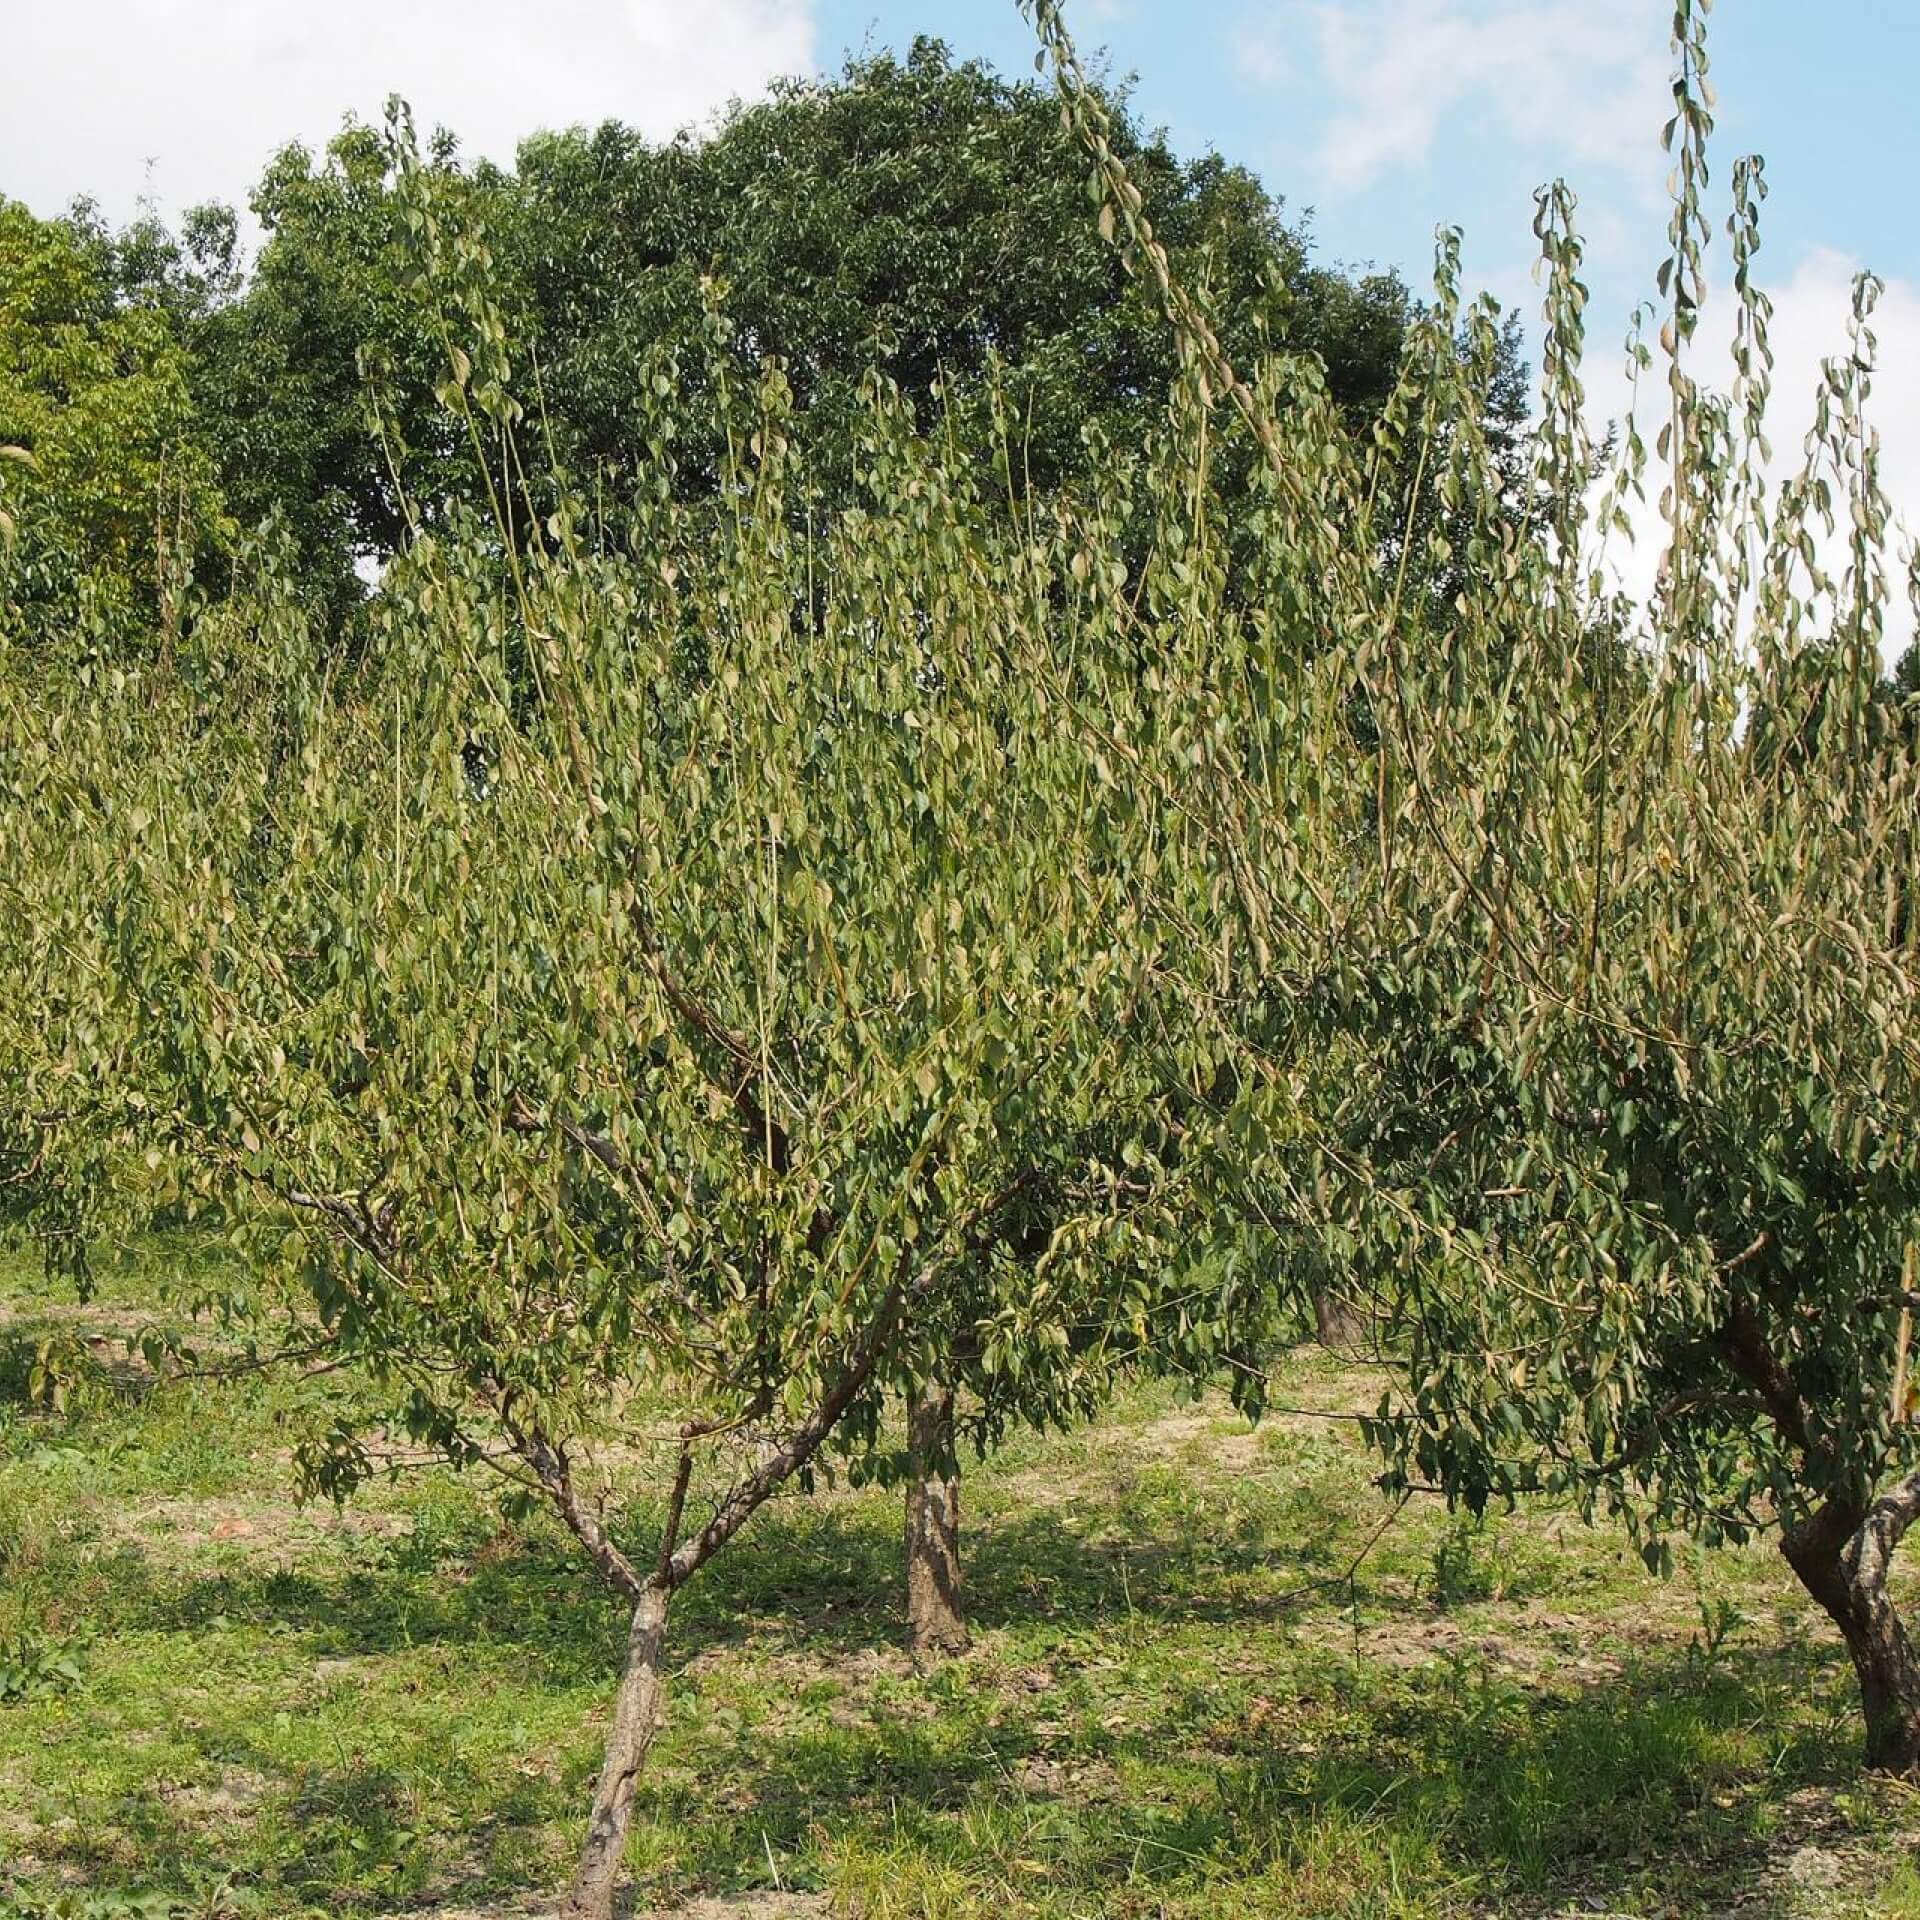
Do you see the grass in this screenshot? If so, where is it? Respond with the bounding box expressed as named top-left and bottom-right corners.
top-left (2, 1243), bottom-right (1917, 1919)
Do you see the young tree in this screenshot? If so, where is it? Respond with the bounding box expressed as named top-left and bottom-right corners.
top-left (1024, 0), bottom-right (1920, 1776)
top-left (6, 203), bottom-right (1196, 1904)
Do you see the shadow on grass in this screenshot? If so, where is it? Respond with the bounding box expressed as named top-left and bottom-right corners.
top-left (0, 1331), bottom-right (41, 1409)
top-left (630, 1637), bottom-right (1859, 1912)
top-left (88, 1471), bottom-right (1374, 1679)
top-left (5, 1483), bottom-right (1873, 1916)
top-left (23, 1644), bottom-right (1852, 1917)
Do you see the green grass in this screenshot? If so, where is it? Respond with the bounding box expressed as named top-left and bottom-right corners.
top-left (2, 1247), bottom-right (1916, 1918)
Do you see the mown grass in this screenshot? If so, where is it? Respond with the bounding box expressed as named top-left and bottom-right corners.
top-left (2, 1243), bottom-right (1917, 1919)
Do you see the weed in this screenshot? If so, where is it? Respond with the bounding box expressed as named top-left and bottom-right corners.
top-left (0, 1634), bottom-right (82, 1705)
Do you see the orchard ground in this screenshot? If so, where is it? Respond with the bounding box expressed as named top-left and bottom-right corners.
top-left (2, 1241), bottom-right (1918, 1920)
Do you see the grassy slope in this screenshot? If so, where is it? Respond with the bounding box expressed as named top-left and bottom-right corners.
top-left (2, 1244), bottom-right (1918, 1920)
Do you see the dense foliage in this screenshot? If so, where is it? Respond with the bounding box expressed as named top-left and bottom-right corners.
top-left (4, 2), bottom-right (1920, 1912)
top-left (1021, 0), bottom-right (1920, 1776)
top-left (0, 201), bottom-right (227, 654)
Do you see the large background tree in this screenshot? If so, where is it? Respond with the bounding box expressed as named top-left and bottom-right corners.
top-left (183, 122), bottom-right (515, 625)
top-left (156, 39), bottom-right (1418, 614)
top-left (0, 200), bottom-right (227, 654)
top-left (507, 38), bottom-right (1409, 509)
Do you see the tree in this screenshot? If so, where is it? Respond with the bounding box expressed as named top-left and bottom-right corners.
top-left (492, 38), bottom-right (1425, 1657)
top-left (1040, 0), bottom-right (1920, 1775)
top-left (20, 51), bottom-right (1351, 1658)
top-left (6, 168), bottom-right (1200, 1902)
top-left (0, 199), bottom-right (226, 654)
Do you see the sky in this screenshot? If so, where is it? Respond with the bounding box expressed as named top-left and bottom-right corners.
top-left (5, 0), bottom-right (1916, 650)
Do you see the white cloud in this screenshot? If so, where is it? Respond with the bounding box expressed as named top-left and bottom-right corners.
top-left (1238, 0), bottom-right (1668, 196)
top-left (1584, 248), bottom-right (1920, 667)
top-left (1, 0), bottom-right (817, 228)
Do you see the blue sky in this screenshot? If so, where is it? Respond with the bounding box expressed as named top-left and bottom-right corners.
top-left (815, 1), bottom-right (1918, 357)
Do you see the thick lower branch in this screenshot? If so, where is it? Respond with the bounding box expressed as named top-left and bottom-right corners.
top-left (1716, 1288), bottom-right (1825, 1470)
top-left (506, 1416), bottom-right (645, 1601)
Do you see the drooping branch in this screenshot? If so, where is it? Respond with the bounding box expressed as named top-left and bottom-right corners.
top-left (283, 1186), bottom-right (398, 1260)
top-left (505, 1093), bottom-right (667, 1232)
top-left (627, 906), bottom-right (796, 1175)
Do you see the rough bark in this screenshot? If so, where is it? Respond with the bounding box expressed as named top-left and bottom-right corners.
top-left (905, 1382), bottom-right (969, 1661)
top-left (1313, 1286), bottom-right (1364, 1352)
top-left (567, 1581), bottom-right (673, 1920)
top-left (1781, 1473), bottom-right (1920, 1776)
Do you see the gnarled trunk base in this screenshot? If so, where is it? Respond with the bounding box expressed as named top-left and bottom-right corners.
top-left (568, 1581), bottom-right (673, 1920)
top-left (906, 1384), bottom-right (968, 1662)
top-left (1782, 1484), bottom-right (1920, 1777)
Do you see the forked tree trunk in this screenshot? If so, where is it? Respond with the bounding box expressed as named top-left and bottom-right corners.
top-left (1781, 1478), bottom-right (1920, 1776)
top-left (568, 1581), bottom-right (673, 1920)
top-left (905, 1382), bottom-right (969, 1661)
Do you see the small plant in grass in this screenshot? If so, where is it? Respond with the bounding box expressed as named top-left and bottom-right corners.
top-left (0, 1631), bottom-right (83, 1703)
top-left (1429, 1514), bottom-right (1504, 1612)
top-left (1687, 1595), bottom-right (1752, 1678)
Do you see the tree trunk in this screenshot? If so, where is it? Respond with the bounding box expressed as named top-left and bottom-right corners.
top-left (905, 1382), bottom-right (968, 1662)
top-left (567, 1581), bottom-right (673, 1920)
top-left (1781, 1480), bottom-right (1920, 1776)
top-left (1313, 1286), bottom-right (1364, 1351)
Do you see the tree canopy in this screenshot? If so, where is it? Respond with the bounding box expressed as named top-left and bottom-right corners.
top-left (0, 200), bottom-right (227, 654)
top-left (1019, 0), bottom-right (1920, 1776)
top-left (506, 38), bottom-right (1409, 505)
